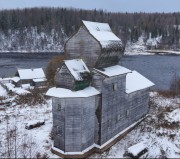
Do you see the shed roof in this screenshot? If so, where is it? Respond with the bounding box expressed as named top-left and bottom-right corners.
top-left (94, 65), bottom-right (131, 77)
top-left (64, 59), bottom-right (90, 81)
top-left (17, 68), bottom-right (45, 80)
top-left (82, 20), bottom-right (123, 48)
top-left (126, 71), bottom-right (154, 93)
top-left (46, 86), bottom-right (100, 98)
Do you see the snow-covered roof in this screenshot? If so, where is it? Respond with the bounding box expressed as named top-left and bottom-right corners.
top-left (11, 77), bottom-right (20, 83)
top-left (126, 71), bottom-right (154, 94)
top-left (82, 20), bottom-right (122, 48)
top-left (33, 78), bottom-right (47, 82)
top-left (4, 83), bottom-right (30, 95)
top-left (46, 86), bottom-right (100, 98)
top-left (94, 65), bottom-right (131, 77)
top-left (128, 142), bottom-right (146, 156)
top-left (64, 59), bottom-right (90, 81)
top-left (21, 84), bottom-right (31, 89)
top-left (17, 68), bottom-right (45, 80)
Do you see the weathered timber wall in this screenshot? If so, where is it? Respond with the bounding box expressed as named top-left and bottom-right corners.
top-left (95, 51), bottom-right (123, 69)
top-left (52, 97), bottom-right (65, 151)
top-left (53, 96), bottom-right (98, 152)
top-left (65, 26), bottom-right (101, 69)
top-left (100, 74), bottom-right (149, 145)
top-left (92, 70), bottom-right (105, 92)
top-left (55, 64), bottom-right (75, 89)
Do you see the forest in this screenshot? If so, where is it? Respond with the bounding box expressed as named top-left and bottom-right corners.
top-left (0, 7), bottom-right (180, 52)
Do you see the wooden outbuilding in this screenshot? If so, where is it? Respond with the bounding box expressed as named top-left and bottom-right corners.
top-left (15, 68), bottom-right (47, 87)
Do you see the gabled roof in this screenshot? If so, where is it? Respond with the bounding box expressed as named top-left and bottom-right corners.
top-left (82, 20), bottom-right (123, 48)
top-left (46, 86), bottom-right (100, 98)
top-left (17, 68), bottom-right (46, 80)
top-left (94, 65), bottom-right (131, 77)
top-left (64, 59), bottom-right (90, 81)
top-left (126, 71), bottom-right (154, 94)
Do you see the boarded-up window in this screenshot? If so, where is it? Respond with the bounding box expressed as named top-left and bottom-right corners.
top-left (107, 120), bottom-right (110, 129)
top-left (57, 104), bottom-right (61, 111)
top-left (56, 125), bottom-right (63, 136)
top-left (126, 110), bottom-right (130, 117)
top-left (117, 114), bottom-right (123, 122)
top-left (113, 83), bottom-right (117, 91)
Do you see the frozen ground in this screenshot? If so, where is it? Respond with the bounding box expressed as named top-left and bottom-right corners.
top-left (0, 88), bottom-right (179, 158)
top-left (90, 92), bottom-right (180, 158)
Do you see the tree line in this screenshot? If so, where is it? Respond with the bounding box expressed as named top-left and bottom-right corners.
top-left (0, 7), bottom-right (180, 51)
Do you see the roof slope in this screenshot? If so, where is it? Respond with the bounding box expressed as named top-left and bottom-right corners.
top-left (94, 65), bottom-right (131, 77)
top-left (46, 86), bottom-right (100, 98)
top-left (18, 68), bottom-right (46, 80)
top-left (64, 59), bottom-right (90, 81)
top-left (82, 20), bottom-right (122, 48)
top-left (126, 71), bottom-right (154, 93)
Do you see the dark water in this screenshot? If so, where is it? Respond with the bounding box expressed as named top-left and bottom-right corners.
top-left (120, 55), bottom-right (180, 90)
top-left (0, 54), bottom-right (180, 90)
top-left (0, 57), bottom-right (52, 77)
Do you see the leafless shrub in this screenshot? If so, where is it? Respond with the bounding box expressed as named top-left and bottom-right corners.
top-left (170, 74), bottom-right (180, 95)
top-left (36, 152), bottom-right (49, 159)
top-left (16, 88), bottom-right (46, 106)
top-left (46, 55), bottom-right (67, 86)
top-left (157, 90), bottom-right (177, 98)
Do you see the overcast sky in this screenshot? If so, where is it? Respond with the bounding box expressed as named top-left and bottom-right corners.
top-left (0, 0), bottom-right (180, 13)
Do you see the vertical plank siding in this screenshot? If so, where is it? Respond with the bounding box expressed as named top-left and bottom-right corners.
top-left (100, 74), bottom-right (149, 144)
top-left (53, 96), bottom-right (98, 152)
top-left (52, 22), bottom-right (151, 156)
top-left (55, 65), bottom-right (75, 89)
top-left (65, 26), bottom-right (101, 69)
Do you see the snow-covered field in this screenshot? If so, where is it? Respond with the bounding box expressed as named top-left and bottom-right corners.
top-left (0, 84), bottom-right (180, 158)
top-left (91, 92), bottom-right (180, 158)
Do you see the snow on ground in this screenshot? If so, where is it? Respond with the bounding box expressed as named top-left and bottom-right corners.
top-left (0, 85), bottom-right (7, 97)
top-left (0, 91), bottom-right (179, 158)
top-left (0, 96), bottom-right (57, 158)
top-left (90, 92), bottom-right (180, 158)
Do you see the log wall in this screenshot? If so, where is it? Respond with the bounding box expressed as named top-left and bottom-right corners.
top-left (65, 26), bottom-right (101, 69)
top-left (52, 95), bottom-right (98, 152)
top-left (55, 64), bottom-right (75, 89)
top-left (100, 74), bottom-right (149, 145)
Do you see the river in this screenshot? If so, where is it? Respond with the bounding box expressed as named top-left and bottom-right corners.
top-left (0, 54), bottom-right (180, 90)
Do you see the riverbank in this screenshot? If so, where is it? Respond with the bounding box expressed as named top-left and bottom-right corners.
top-left (125, 50), bottom-right (180, 55)
top-left (0, 52), bottom-right (63, 58)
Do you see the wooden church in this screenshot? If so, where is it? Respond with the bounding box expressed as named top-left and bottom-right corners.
top-left (46, 20), bottom-right (154, 158)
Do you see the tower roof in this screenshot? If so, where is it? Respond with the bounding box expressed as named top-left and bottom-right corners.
top-left (64, 59), bottom-right (90, 81)
top-left (82, 20), bottom-right (123, 49)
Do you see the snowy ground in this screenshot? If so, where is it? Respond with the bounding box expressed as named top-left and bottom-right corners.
top-left (124, 35), bottom-right (180, 55)
top-left (90, 92), bottom-right (180, 158)
top-left (0, 86), bottom-right (180, 158)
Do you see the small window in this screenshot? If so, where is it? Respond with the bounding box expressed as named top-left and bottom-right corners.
top-left (117, 114), bottom-right (122, 122)
top-left (126, 110), bottom-right (130, 117)
top-left (113, 83), bottom-right (117, 91)
top-left (107, 120), bottom-right (110, 129)
top-left (57, 104), bottom-right (61, 111)
top-left (56, 126), bottom-right (63, 136)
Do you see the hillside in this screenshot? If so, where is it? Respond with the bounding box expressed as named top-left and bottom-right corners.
top-left (0, 8), bottom-right (180, 53)
top-left (0, 86), bottom-right (179, 158)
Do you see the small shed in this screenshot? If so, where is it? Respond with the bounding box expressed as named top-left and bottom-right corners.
top-left (65, 20), bottom-right (124, 69)
top-left (15, 68), bottom-right (47, 87)
top-left (55, 59), bottom-right (91, 91)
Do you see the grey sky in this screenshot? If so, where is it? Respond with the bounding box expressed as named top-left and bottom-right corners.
top-left (0, 0), bottom-right (180, 13)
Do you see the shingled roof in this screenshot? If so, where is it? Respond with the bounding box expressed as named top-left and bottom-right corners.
top-left (64, 59), bottom-right (90, 81)
top-left (82, 20), bottom-right (123, 49)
